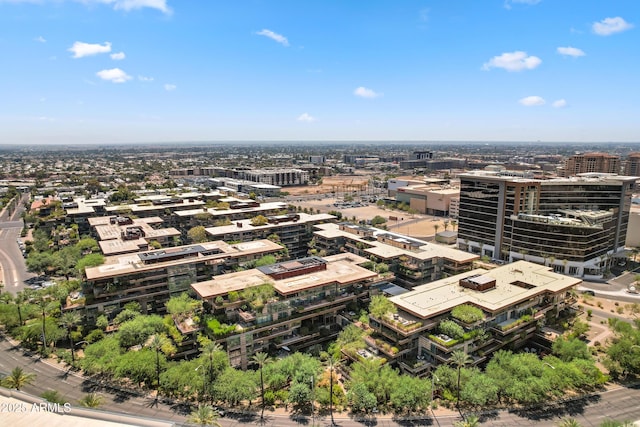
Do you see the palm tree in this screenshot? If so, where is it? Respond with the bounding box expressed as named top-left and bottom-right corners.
top-left (325, 353), bottom-right (341, 426)
top-left (252, 352), bottom-right (271, 421)
top-left (201, 342), bottom-right (223, 400)
top-left (147, 334), bottom-right (173, 398)
top-left (557, 418), bottom-right (582, 427)
top-left (79, 392), bottom-right (103, 408)
top-left (450, 350), bottom-right (472, 409)
top-left (59, 311), bottom-right (81, 365)
top-left (3, 367), bottom-right (36, 390)
top-left (188, 404), bottom-right (221, 426)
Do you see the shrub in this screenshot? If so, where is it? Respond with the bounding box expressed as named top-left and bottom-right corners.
top-left (451, 304), bottom-right (484, 324)
top-left (438, 320), bottom-right (464, 340)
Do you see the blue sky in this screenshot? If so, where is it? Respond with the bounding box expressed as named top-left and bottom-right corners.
top-left (0, 0), bottom-right (638, 144)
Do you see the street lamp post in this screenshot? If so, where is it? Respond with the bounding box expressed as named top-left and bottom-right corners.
top-left (195, 365), bottom-right (205, 401)
top-left (431, 372), bottom-right (440, 427)
top-left (310, 375), bottom-right (315, 426)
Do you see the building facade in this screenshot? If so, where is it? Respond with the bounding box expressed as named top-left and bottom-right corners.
top-left (457, 171), bottom-right (635, 278)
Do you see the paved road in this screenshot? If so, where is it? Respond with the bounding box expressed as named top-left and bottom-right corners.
top-left (3, 332), bottom-right (640, 426)
top-left (0, 193), bottom-right (37, 294)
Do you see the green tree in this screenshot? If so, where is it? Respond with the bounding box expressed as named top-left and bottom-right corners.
top-left (390, 374), bottom-right (431, 414)
top-left (250, 215), bottom-right (269, 226)
top-left (2, 367), bottom-right (35, 390)
top-left (166, 292), bottom-right (201, 316)
top-left (450, 350), bottom-right (472, 408)
top-left (369, 294), bottom-right (396, 332)
top-left (59, 311), bottom-right (82, 365)
top-left (324, 353), bottom-right (342, 424)
top-left (76, 253), bottom-right (105, 276)
top-left (188, 225), bottom-right (208, 244)
top-left (552, 336), bottom-right (592, 362)
top-left (347, 382), bottom-right (377, 413)
top-left (288, 380), bottom-right (313, 410)
top-left (213, 367), bottom-right (257, 406)
top-left (188, 404), bottom-right (221, 427)
top-left (252, 352), bottom-right (271, 420)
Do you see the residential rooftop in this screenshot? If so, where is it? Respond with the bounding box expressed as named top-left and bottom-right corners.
top-left (85, 239), bottom-right (283, 280)
top-left (204, 212), bottom-right (335, 235)
top-left (390, 260), bottom-right (580, 319)
top-left (192, 252), bottom-right (376, 299)
top-left (313, 222), bottom-right (477, 263)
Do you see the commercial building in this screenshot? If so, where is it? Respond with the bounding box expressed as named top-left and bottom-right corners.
top-left (560, 152), bottom-right (621, 177)
top-left (457, 171), bottom-right (636, 278)
top-left (192, 253), bottom-right (387, 368)
top-left (362, 261), bottom-right (579, 376)
top-left (624, 153), bottom-right (640, 177)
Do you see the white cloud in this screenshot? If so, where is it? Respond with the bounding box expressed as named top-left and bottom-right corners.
top-left (138, 75), bottom-right (154, 82)
top-left (2, 0), bottom-right (171, 14)
top-left (354, 86), bottom-right (382, 99)
top-left (96, 68), bottom-right (132, 83)
top-left (110, 51), bottom-right (126, 60)
top-left (69, 41), bottom-right (111, 58)
top-left (106, 0), bottom-right (172, 14)
top-left (482, 51), bottom-right (541, 72)
top-left (519, 96), bottom-right (545, 106)
top-left (592, 17), bottom-right (633, 36)
top-left (256, 29), bottom-right (289, 46)
top-left (164, 84), bottom-right (176, 91)
top-left (35, 36), bottom-right (46, 43)
top-left (557, 46), bottom-right (585, 57)
top-left (297, 113), bottom-right (316, 122)
top-left (504, 0), bottom-right (541, 9)
top-left (552, 99), bottom-right (567, 108)
top-left (419, 8), bottom-right (429, 22)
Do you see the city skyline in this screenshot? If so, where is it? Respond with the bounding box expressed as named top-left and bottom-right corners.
top-left (1, 0), bottom-right (639, 145)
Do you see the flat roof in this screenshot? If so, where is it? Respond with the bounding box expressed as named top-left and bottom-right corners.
top-left (205, 212), bottom-right (335, 236)
top-left (313, 223), bottom-right (477, 263)
top-left (85, 239), bottom-right (283, 280)
top-left (389, 260), bottom-right (580, 319)
top-left (192, 255), bottom-right (377, 299)
top-left (105, 199), bottom-right (204, 213)
top-left (173, 202), bottom-right (287, 218)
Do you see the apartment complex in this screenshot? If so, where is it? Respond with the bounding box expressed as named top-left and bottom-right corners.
top-left (561, 152), bottom-right (621, 177)
top-left (88, 215), bottom-right (181, 256)
top-left (312, 223), bottom-right (477, 288)
top-left (624, 153), bottom-right (640, 177)
top-left (78, 239), bottom-right (283, 320)
top-left (171, 201), bottom-right (289, 231)
top-left (363, 261), bottom-right (579, 377)
top-left (457, 171), bottom-right (635, 278)
top-left (204, 212), bottom-right (336, 259)
top-left (192, 253), bottom-right (387, 368)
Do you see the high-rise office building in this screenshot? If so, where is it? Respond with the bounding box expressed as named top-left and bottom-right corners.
top-left (457, 171), bottom-right (635, 278)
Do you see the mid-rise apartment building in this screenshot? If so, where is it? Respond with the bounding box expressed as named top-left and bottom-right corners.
top-left (362, 261), bottom-right (579, 377)
top-left (192, 253), bottom-right (387, 368)
top-left (88, 215), bottom-right (182, 256)
top-left (77, 239), bottom-right (284, 320)
top-left (204, 212), bottom-right (336, 259)
top-left (312, 223), bottom-right (477, 288)
top-left (457, 171), bottom-right (635, 278)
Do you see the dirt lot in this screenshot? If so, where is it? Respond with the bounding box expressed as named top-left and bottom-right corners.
top-left (286, 176), bottom-right (371, 196)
